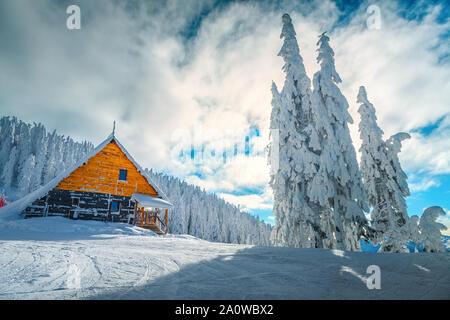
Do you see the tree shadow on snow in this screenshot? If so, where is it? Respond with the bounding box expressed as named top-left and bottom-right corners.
top-left (90, 245), bottom-right (450, 300)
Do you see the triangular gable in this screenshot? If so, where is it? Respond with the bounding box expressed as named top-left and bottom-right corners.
top-left (55, 140), bottom-right (158, 197)
top-left (0, 134), bottom-right (170, 220)
top-left (112, 136), bottom-right (168, 200)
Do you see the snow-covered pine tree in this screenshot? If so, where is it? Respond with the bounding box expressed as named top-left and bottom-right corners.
top-left (1, 146), bottom-right (18, 189)
top-left (0, 117), bottom-right (14, 171)
top-left (385, 132), bottom-right (411, 197)
top-left (358, 86), bottom-right (411, 252)
top-left (269, 14), bottom-right (324, 248)
top-left (54, 135), bottom-right (66, 175)
top-left (17, 154), bottom-right (35, 193)
top-left (406, 215), bottom-right (421, 252)
top-left (15, 122), bottom-right (34, 192)
top-left (310, 33), bottom-right (369, 251)
top-left (42, 130), bottom-right (58, 185)
top-left (0, 117), bottom-right (19, 189)
top-left (419, 206), bottom-right (447, 253)
top-left (29, 123), bottom-right (48, 191)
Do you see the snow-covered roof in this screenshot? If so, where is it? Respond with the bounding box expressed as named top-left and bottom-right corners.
top-left (0, 133), bottom-right (170, 220)
top-left (131, 193), bottom-right (173, 209)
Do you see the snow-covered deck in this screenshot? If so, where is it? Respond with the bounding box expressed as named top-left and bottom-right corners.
top-left (131, 194), bottom-right (172, 234)
top-left (131, 193), bottom-right (173, 209)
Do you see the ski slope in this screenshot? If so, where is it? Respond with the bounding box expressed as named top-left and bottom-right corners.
top-left (0, 217), bottom-right (449, 300)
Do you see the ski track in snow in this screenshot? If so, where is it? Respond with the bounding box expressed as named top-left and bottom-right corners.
top-left (0, 217), bottom-right (449, 300)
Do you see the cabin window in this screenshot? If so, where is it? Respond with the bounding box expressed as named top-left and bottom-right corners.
top-left (110, 201), bottom-right (121, 213)
top-left (72, 198), bottom-right (80, 207)
top-left (119, 169), bottom-right (128, 181)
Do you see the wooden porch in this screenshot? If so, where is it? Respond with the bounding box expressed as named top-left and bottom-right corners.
top-left (131, 193), bottom-right (173, 235)
top-left (134, 207), bottom-right (168, 235)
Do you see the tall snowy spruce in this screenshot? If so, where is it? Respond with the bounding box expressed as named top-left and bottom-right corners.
top-left (406, 215), bottom-right (421, 252)
top-left (269, 14), bottom-right (324, 248)
top-left (419, 206), bottom-right (448, 253)
top-left (310, 33), bottom-right (369, 251)
top-left (358, 86), bottom-right (411, 252)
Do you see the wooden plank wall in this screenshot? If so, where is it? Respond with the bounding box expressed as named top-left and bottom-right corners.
top-left (55, 140), bottom-right (158, 198)
top-left (24, 189), bottom-right (135, 222)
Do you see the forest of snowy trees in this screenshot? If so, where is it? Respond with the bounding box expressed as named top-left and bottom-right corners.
top-left (0, 116), bottom-right (271, 246)
top-left (146, 169), bottom-right (271, 245)
top-left (269, 14), bottom-right (447, 253)
top-left (0, 116), bottom-right (93, 195)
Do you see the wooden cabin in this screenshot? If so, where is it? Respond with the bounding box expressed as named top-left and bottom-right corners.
top-left (21, 133), bottom-right (173, 234)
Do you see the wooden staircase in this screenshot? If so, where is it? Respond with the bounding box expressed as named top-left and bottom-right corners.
top-left (143, 223), bottom-right (165, 235)
top-left (136, 208), bottom-right (167, 235)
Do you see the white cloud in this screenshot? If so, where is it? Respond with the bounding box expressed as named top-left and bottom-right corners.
top-left (218, 193), bottom-right (272, 211)
top-left (218, 186), bottom-right (273, 212)
top-left (224, 155), bottom-right (270, 189)
top-left (182, 153), bottom-right (270, 193)
top-left (400, 120), bottom-right (450, 175)
top-left (408, 175), bottom-right (442, 192)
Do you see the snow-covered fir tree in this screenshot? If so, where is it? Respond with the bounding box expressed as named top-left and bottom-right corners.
top-left (0, 117), bottom-right (14, 170)
top-left (16, 121), bottom-right (33, 192)
top-left (358, 86), bottom-right (411, 252)
top-left (29, 123), bottom-right (48, 191)
top-left (1, 146), bottom-right (18, 189)
top-left (419, 206), bottom-right (447, 253)
top-left (42, 130), bottom-right (59, 185)
top-left (269, 14), bottom-right (324, 248)
top-left (17, 154), bottom-right (35, 193)
top-left (406, 215), bottom-right (421, 252)
top-left (310, 33), bottom-right (369, 251)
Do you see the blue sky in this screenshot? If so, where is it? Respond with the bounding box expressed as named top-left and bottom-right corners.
top-left (0, 0), bottom-right (449, 232)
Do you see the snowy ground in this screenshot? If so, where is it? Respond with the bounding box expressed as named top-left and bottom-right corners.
top-left (0, 217), bottom-right (449, 300)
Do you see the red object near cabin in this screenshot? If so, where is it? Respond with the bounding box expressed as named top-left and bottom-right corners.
top-left (0, 194), bottom-right (8, 208)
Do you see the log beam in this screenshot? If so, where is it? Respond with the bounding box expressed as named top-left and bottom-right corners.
top-left (165, 209), bottom-right (168, 234)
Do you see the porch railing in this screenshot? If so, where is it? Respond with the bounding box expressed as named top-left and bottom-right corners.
top-left (134, 207), bottom-right (166, 233)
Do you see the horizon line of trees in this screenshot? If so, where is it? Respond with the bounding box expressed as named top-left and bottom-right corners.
top-left (146, 169), bottom-right (272, 245)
